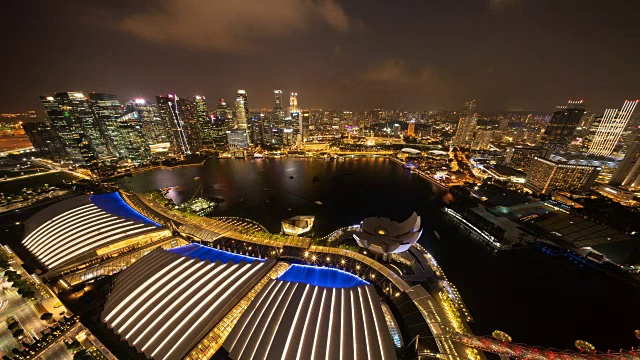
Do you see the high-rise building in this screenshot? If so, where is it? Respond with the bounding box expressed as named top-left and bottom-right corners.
top-left (40, 92), bottom-right (109, 167)
top-left (22, 122), bottom-right (65, 159)
top-left (156, 95), bottom-right (192, 155)
top-left (235, 91), bottom-right (249, 130)
top-left (88, 93), bottom-right (125, 158)
top-left (194, 96), bottom-right (214, 148)
top-left (610, 129), bottom-right (640, 188)
top-left (407, 120), bottom-right (416, 136)
top-left (215, 99), bottom-right (233, 122)
top-left (525, 157), bottom-right (600, 194)
top-left (274, 90), bottom-right (285, 121)
top-left (289, 92), bottom-right (299, 115)
top-left (301, 110), bottom-right (310, 141)
top-left (116, 112), bottom-right (152, 164)
top-left (124, 99), bottom-right (169, 146)
top-left (473, 130), bottom-right (493, 150)
top-left (176, 97), bottom-right (203, 153)
top-left (544, 100), bottom-right (585, 152)
top-left (587, 100), bottom-right (638, 156)
top-left (504, 146), bottom-right (543, 171)
top-left (452, 100), bottom-right (477, 146)
top-left (226, 129), bottom-right (249, 149)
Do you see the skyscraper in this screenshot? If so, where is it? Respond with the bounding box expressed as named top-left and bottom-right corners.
top-left (274, 90), bottom-right (284, 121)
top-left (452, 100), bottom-right (477, 146)
top-left (124, 99), bottom-right (169, 146)
top-left (235, 91), bottom-right (249, 130)
top-left (116, 111), bottom-right (152, 164)
top-left (610, 129), bottom-right (640, 188)
top-left (40, 92), bottom-right (108, 167)
top-left (156, 94), bottom-right (191, 155)
top-left (215, 99), bottom-right (233, 122)
top-left (525, 158), bottom-right (600, 194)
top-left (289, 92), bottom-right (299, 115)
top-left (88, 93), bottom-right (125, 158)
top-left (544, 100), bottom-right (585, 152)
top-left (587, 100), bottom-right (638, 156)
top-left (194, 96), bottom-right (214, 148)
top-left (407, 120), bottom-right (416, 136)
top-left (22, 121), bottom-right (65, 159)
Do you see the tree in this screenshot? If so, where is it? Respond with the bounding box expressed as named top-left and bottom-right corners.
top-left (40, 313), bottom-right (53, 322)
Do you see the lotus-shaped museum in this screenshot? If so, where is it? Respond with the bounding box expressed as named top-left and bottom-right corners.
top-left (353, 212), bottom-right (423, 254)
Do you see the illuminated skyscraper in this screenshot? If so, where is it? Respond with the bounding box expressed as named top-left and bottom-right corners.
top-left (587, 100), bottom-right (638, 156)
top-left (610, 129), bottom-right (640, 188)
top-left (215, 99), bottom-right (233, 122)
top-left (525, 158), bottom-right (600, 194)
top-left (116, 111), bottom-right (152, 164)
top-left (88, 93), bottom-right (124, 158)
top-left (289, 92), bottom-right (299, 115)
top-left (544, 100), bottom-right (585, 152)
top-left (194, 96), bottom-right (214, 148)
top-left (274, 90), bottom-right (284, 121)
top-left (407, 120), bottom-right (416, 136)
top-left (236, 95), bottom-right (248, 130)
top-left (226, 129), bottom-right (249, 149)
top-left (40, 92), bottom-right (108, 167)
top-left (452, 100), bottom-right (477, 146)
top-left (124, 99), bottom-right (168, 146)
top-left (156, 95), bottom-right (192, 155)
top-left (22, 121), bottom-right (65, 159)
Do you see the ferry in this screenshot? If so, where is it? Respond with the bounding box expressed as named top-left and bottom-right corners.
top-left (253, 153), bottom-right (264, 158)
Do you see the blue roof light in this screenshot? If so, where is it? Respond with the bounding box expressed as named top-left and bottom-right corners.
top-left (169, 243), bottom-right (264, 264)
top-left (278, 264), bottom-right (369, 288)
top-left (90, 193), bottom-right (160, 226)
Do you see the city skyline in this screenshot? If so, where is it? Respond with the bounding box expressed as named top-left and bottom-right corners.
top-left (2, 1), bottom-right (640, 113)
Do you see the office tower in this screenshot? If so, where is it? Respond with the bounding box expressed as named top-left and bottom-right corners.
top-left (124, 99), bottom-right (168, 146)
top-left (407, 120), bottom-right (416, 136)
top-left (587, 100), bottom-right (638, 156)
top-left (474, 130), bottom-right (493, 150)
top-left (504, 146), bottom-right (543, 171)
top-left (289, 92), bottom-right (299, 114)
top-left (226, 129), bottom-right (249, 149)
top-left (215, 99), bottom-right (233, 122)
top-left (610, 129), bottom-right (640, 188)
top-left (235, 91), bottom-right (249, 130)
top-left (116, 112), bottom-right (152, 164)
top-left (156, 94), bottom-right (192, 155)
top-left (22, 122), bottom-right (65, 159)
top-left (40, 92), bottom-right (108, 167)
top-left (88, 93), bottom-right (125, 158)
top-left (525, 158), bottom-right (600, 194)
top-left (176, 97), bottom-right (203, 152)
top-left (544, 100), bottom-right (585, 152)
top-left (452, 100), bottom-right (477, 146)
top-left (274, 90), bottom-right (285, 121)
top-left (301, 110), bottom-right (310, 141)
top-left (498, 117), bottom-right (509, 131)
top-left (194, 96), bottom-right (214, 148)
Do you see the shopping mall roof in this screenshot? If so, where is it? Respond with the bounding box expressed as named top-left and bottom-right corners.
top-left (22, 192), bottom-right (161, 271)
top-left (102, 246), bottom-right (272, 360)
top-left (101, 244), bottom-right (397, 360)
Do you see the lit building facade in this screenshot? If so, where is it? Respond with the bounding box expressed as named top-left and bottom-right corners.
top-left (156, 95), bottom-right (202, 155)
top-left (226, 129), bottom-right (249, 149)
top-left (504, 146), bottom-right (543, 171)
top-left (194, 96), bottom-right (214, 148)
top-left (273, 90), bottom-right (285, 121)
top-left (235, 91), bottom-right (249, 130)
top-left (452, 100), bottom-right (477, 146)
top-left (407, 120), bottom-right (416, 136)
top-left (22, 121), bottom-right (65, 159)
top-left (587, 100), bottom-right (638, 156)
top-left (117, 111), bottom-right (152, 164)
top-left (610, 130), bottom-right (640, 188)
top-left (544, 100), bottom-right (585, 152)
top-left (40, 92), bottom-right (107, 167)
top-left (88, 93), bottom-right (125, 158)
top-left (124, 99), bottom-right (169, 146)
top-left (525, 157), bottom-right (600, 194)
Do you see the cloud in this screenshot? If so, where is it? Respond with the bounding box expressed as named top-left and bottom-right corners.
top-left (360, 58), bottom-right (438, 84)
top-left (114, 0), bottom-right (352, 52)
top-left (488, 0), bottom-right (522, 13)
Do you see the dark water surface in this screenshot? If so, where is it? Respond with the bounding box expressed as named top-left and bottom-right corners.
top-left (117, 157), bottom-right (640, 351)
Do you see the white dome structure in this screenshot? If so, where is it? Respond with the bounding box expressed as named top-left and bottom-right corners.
top-left (353, 212), bottom-right (423, 255)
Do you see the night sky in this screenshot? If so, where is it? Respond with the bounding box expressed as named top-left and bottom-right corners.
top-left (2, 0), bottom-right (639, 113)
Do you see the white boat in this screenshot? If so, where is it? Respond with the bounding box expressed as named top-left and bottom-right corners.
top-left (434, 230), bottom-right (441, 240)
top-left (254, 153), bottom-right (264, 158)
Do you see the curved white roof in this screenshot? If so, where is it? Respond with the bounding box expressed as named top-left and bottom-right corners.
top-left (102, 245), bottom-right (271, 360)
top-left (223, 279), bottom-right (396, 360)
top-left (401, 148), bottom-right (421, 154)
top-left (356, 213), bottom-right (423, 254)
top-left (22, 193), bottom-right (160, 270)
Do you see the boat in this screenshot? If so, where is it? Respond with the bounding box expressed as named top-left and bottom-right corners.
top-left (254, 153), bottom-right (264, 158)
top-left (193, 177), bottom-right (200, 181)
top-left (314, 201), bottom-right (323, 205)
top-left (434, 230), bottom-right (441, 240)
